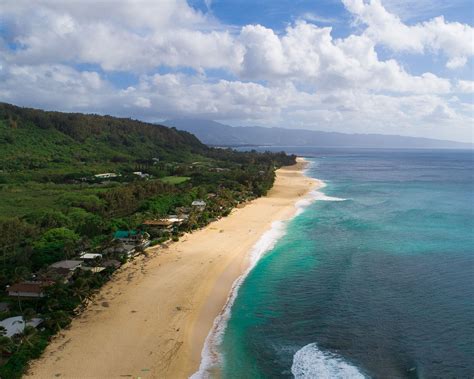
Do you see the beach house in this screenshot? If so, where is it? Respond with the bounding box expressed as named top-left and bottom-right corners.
top-left (103, 243), bottom-right (136, 258)
top-left (0, 316), bottom-right (43, 337)
top-left (113, 230), bottom-right (150, 250)
top-left (79, 252), bottom-right (103, 261)
top-left (49, 260), bottom-right (83, 272)
top-left (6, 282), bottom-right (48, 298)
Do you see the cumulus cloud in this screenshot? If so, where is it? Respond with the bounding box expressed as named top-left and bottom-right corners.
top-left (342, 0), bottom-right (473, 69)
top-left (0, 0), bottom-right (472, 141)
top-left (1, 0), bottom-right (238, 72)
top-left (456, 80), bottom-right (474, 94)
top-left (237, 22), bottom-right (451, 95)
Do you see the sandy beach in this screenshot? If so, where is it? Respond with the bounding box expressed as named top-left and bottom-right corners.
top-left (26, 158), bottom-right (320, 379)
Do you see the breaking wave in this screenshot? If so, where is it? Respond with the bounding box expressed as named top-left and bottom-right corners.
top-left (291, 343), bottom-right (366, 379)
top-left (191, 162), bottom-right (346, 378)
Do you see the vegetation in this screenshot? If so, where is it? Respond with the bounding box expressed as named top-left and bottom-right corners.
top-left (160, 176), bottom-right (190, 185)
top-left (0, 102), bottom-right (296, 378)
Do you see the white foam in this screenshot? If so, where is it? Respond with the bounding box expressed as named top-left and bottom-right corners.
top-left (291, 343), bottom-right (366, 379)
top-left (191, 162), bottom-right (345, 379)
top-left (302, 160), bottom-right (347, 206)
top-left (295, 184), bottom-right (346, 215)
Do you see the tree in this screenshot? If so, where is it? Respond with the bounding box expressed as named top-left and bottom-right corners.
top-left (32, 227), bottom-right (80, 267)
top-left (23, 210), bottom-right (70, 229)
top-left (0, 336), bottom-right (15, 356)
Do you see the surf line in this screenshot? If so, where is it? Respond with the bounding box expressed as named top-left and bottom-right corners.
top-left (191, 172), bottom-right (329, 378)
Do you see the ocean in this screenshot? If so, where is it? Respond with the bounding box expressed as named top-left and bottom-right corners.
top-left (199, 149), bottom-right (474, 379)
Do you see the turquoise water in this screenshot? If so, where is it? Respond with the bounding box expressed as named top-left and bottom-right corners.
top-left (218, 149), bottom-right (474, 378)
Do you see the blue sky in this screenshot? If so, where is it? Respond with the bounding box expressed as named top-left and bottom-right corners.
top-left (0, 0), bottom-right (472, 142)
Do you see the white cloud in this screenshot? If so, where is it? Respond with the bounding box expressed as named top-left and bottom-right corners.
top-left (0, 0), bottom-right (472, 142)
top-left (447, 57), bottom-right (468, 70)
top-left (300, 12), bottom-right (338, 24)
top-left (134, 97), bottom-right (151, 108)
top-left (238, 22), bottom-right (451, 94)
top-left (342, 0), bottom-right (474, 69)
top-left (456, 80), bottom-right (474, 93)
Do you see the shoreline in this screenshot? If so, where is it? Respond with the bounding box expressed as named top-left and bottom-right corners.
top-left (26, 158), bottom-right (320, 379)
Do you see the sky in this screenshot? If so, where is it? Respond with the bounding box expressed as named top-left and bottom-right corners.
top-left (0, 0), bottom-right (473, 142)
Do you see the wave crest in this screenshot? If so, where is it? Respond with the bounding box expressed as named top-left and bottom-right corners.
top-left (291, 343), bottom-right (366, 379)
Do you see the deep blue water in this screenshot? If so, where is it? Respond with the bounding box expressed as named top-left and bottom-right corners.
top-left (220, 149), bottom-right (474, 378)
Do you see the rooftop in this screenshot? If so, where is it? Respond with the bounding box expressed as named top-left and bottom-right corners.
top-left (49, 260), bottom-right (83, 270)
top-left (79, 253), bottom-right (103, 260)
top-left (143, 217), bottom-right (185, 226)
top-left (7, 281), bottom-right (48, 294)
top-left (0, 316), bottom-right (43, 337)
top-left (113, 230), bottom-right (140, 239)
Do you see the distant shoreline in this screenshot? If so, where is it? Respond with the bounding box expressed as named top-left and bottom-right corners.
top-left (26, 158), bottom-right (320, 378)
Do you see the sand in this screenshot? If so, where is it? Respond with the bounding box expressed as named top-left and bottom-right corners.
top-left (26, 158), bottom-right (320, 379)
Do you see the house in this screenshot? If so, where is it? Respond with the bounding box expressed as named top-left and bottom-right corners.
top-left (142, 217), bottom-right (185, 237)
top-left (103, 243), bottom-right (136, 258)
top-left (115, 243), bottom-right (136, 258)
top-left (6, 282), bottom-right (49, 298)
top-left (143, 216), bottom-right (186, 229)
top-left (191, 200), bottom-right (206, 211)
top-left (81, 266), bottom-right (106, 274)
top-left (114, 230), bottom-right (144, 243)
top-left (94, 173), bottom-right (119, 179)
top-left (39, 267), bottom-right (75, 283)
top-left (133, 171), bottom-right (150, 179)
top-left (79, 252), bottom-right (103, 260)
top-left (113, 230), bottom-right (150, 250)
top-left (49, 260), bottom-right (83, 271)
top-left (0, 316), bottom-right (43, 338)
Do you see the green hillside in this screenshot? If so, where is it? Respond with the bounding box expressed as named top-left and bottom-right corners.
top-left (0, 103), bottom-right (206, 180)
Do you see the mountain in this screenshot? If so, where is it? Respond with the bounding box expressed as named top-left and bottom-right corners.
top-left (164, 119), bottom-right (472, 149)
top-left (0, 103), bottom-right (207, 174)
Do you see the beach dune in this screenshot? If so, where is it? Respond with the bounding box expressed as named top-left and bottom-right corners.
top-left (26, 158), bottom-right (319, 378)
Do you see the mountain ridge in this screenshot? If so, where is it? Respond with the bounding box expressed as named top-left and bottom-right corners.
top-left (163, 118), bottom-right (472, 149)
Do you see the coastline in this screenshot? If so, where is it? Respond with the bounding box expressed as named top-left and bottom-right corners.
top-left (26, 158), bottom-right (320, 379)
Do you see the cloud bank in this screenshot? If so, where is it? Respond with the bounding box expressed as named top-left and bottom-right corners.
top-left (0, 0), bottom-right (472, 142)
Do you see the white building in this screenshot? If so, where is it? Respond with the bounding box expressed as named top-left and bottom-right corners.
top-left (0, 316), bottom-right (43, 337)
top-left (79, 252), bottom-right (103, 260)
top-left (94, 173), bottom-right (119, 179)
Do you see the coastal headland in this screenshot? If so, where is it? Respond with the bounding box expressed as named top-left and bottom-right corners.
top-left (26, 158), bottom-right (320, 378)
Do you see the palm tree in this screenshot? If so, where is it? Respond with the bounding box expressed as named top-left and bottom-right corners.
top-left (44, 310), bottom-right (70, 333)
top-left (0, 336), bottom-right (15, 356)
top-left (20, 325), bottom-right (37, 347)
top-left (22, 308), bottom-right (36, 325)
